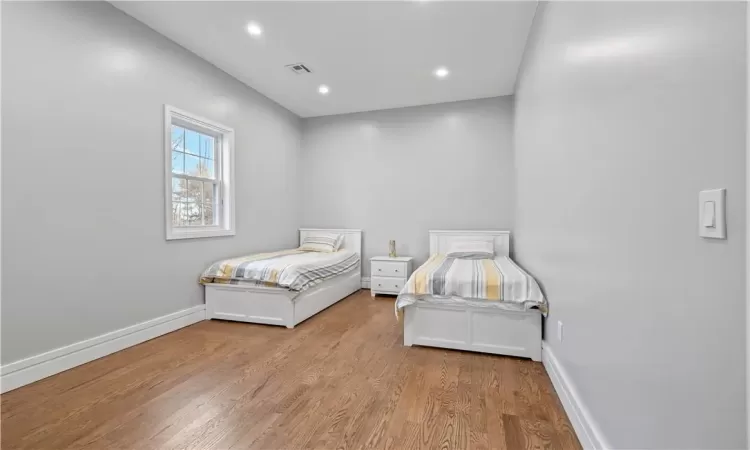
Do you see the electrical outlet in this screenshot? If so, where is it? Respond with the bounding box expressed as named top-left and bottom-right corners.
top-left (557, 321), bottom-right (564, 342)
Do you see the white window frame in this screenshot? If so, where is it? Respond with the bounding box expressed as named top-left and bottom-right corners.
top-left (164, 105), bottom-right (235, 240)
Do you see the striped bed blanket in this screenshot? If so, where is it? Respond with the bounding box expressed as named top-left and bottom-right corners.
top-left (200, 249), bottom-right (360, 292)
top-left (396, 254), bottom-right (547, 314)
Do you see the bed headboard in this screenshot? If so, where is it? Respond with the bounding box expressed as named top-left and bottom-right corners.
top-left (299, 228), bottom-right (363, 256)
top-left (429, 230), bottom-right (511, 257)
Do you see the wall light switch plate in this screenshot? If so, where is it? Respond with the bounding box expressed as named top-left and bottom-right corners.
top-left (557, 321), bottom-right (564, 342)
top-left (698, 189), bottom-right (726, 239)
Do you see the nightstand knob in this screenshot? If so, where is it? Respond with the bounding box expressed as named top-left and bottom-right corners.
top-left (394, 284), bottom-right (398, 288)
top-left (378, 268), bottom-right (382, 271)
top-left (378, 283), bottom-right (382, 287)
top-left (395, 269), bottom-right (399, 272)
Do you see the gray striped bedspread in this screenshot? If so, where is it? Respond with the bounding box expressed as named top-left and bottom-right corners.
top-left (200, 249), bottom-right (360, 292)
top-left (395, 254), bottom-right (547, 314)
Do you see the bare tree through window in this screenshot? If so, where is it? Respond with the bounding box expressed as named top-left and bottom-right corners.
top-left (171, 125), bottom-right (218, 227)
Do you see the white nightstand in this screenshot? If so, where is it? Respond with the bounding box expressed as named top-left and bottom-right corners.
top-left (370, 256), bottom-right (414, 297)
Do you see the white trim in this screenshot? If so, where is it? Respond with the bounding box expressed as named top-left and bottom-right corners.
top-left (542, 344), bottom-right (610, 450)
top-left (167, 105), bottom-right (234, 135)
top-left (428, 229), bottom-right (511, 257)
top-left (298, 228), bottom-right (363, 232)
top-left (164, 104), bottom-right (236, 241)
top-left (361, 276), bottom-right (371, 289)
top-left (0, 305), bottom-right (206, 393)
top-left (166, 228), bottom-right (235, 240)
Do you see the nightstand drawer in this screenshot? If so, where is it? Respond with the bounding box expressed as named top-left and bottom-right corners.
top-left (371, 261), bottom-right (407, 277)
top-left (371, 276), bottom-right (405, 293)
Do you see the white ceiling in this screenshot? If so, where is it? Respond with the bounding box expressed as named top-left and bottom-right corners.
top-left (113, 1), bottom-right (537, 118)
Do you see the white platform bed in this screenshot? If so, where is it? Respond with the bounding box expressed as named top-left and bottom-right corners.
top-left (205, 228), bottom-right (362, 328)
top-left (402, 230), bottom-right (543, 361)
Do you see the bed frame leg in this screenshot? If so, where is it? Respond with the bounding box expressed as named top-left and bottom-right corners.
top-left (403, 308), bottom-right (413, 346)
top-left (530, 345), bottom-right (542, 362)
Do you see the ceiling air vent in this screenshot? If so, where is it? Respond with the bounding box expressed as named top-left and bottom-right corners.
top-left (285, 63), bottom-right (312, 75)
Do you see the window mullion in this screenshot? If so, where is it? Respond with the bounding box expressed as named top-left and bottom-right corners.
top-left (200, 181), bottom-right (205, 226)
top-left (171, 173), bottom-right (215, 184)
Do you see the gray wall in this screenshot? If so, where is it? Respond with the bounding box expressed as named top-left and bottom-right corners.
top-left (514, 2), bottom-right (746, 449)
top-left (300, 98), bottom-right (515, 276)
top-left (1, 2), bottom-right (301, 364)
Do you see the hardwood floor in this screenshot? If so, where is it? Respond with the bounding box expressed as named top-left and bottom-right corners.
top-left (1, 290), bottom-right (580, 450)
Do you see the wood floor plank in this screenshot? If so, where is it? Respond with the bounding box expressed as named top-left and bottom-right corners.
top-left (1, 290), bottom-right (580, 450)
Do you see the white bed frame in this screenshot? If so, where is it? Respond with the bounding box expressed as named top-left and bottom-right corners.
top-left (205, 228), bottom-right (362, 328)
top-left (403, 230), bottom-right (543, 361)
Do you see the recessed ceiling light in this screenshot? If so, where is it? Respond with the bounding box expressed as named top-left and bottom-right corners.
top-left (318, 85), bottom-right (330, 95)
top-left (434, 67), bottom-right (449, 78)
top-left (246, 22), bottom-right (263, 37)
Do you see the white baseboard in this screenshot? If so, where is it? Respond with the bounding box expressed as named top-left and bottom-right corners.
top-left (542, 343), bottom-right (610, 450)
top-left (361, 277), bottom-right (371, 289)
top-left (1, 305), bottom-right (206, 393)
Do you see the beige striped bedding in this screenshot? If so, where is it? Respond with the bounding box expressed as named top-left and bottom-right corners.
top-left (200, 249), bottom-right (360, 292)
top-left (396, 254), bottom-right (547, 314)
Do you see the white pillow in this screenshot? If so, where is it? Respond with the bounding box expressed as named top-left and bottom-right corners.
top-left (446, 240), bottom-right (494, 259)
top-left (334, 234), bottom-right (345, 251)
top-left (299, 232), bottom-right (342, 252)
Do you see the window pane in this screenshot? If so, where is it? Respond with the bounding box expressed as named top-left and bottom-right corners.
top-left (200, 134), bottom-right (215, 159)
top-left (171, 126), bottom-right (185, 152)
top-left (187, 201), bottom-right (202, 226)
top-left (203, 182), bottom-right (215, 205)
top-left (203, 202), bottom-right (214, 226)
top-left (199, 158), bottom-right (214, 179)
top-left (172, 151), bottom-right (185, 174)
top-left (185, 154), bottom-right (200, 176)
top-left (172, 201), bottom-right (184, 227)
top-left (185, 129), bottom-right (200, 156)
top-left (181, 201), bottom-right (191, 225)
top-left (187, 179), bottom-right (203, 205)
top-left (172, 177), bottom-right (186, 203)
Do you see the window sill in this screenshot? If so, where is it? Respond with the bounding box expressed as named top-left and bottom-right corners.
top-left (166, 228), bottom-right (235, 241)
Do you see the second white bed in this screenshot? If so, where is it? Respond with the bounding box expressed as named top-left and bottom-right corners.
top-left (204, 228), bottom-right (362, 328)
top-left (397, 230), bottom-right (544, 361)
